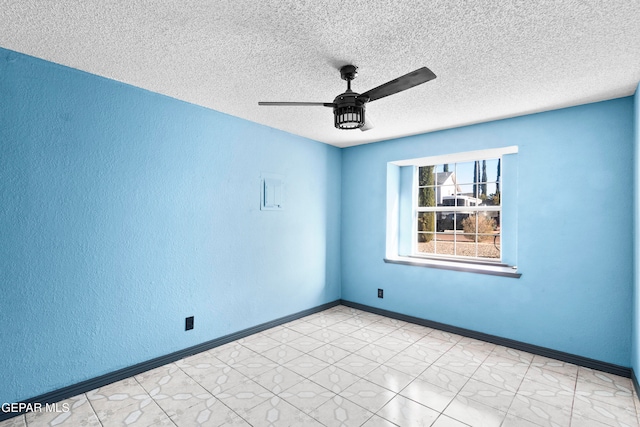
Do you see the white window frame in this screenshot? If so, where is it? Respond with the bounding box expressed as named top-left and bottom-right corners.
top-left (385, 146), bottom-right (520, 277)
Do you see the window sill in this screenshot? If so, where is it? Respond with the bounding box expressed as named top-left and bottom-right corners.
top-left (384, 256), bottom-right (521, 278)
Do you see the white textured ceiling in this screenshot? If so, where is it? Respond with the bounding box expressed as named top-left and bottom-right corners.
top-left (1, 1), bottom-right (639, 148)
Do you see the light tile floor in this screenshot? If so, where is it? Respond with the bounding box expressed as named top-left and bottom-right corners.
top-left (2, 305), bottom-right (639, 427)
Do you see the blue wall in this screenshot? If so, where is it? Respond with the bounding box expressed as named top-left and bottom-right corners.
top-left (341, 98), bottom-right (634, 366)
top-left (0, 48), bottom-right (342, 403)
top-left (633, 83), bottom-right (640, 377)
top-left (1, 44), bottom-right (638, 404)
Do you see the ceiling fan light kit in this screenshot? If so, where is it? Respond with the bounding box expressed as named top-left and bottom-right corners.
top-left (334, 64), bottom-right (365, 129)
top-left (334, 102), bottom-right (365, 129)
top-left (259, 64), bottom-right (436, 131)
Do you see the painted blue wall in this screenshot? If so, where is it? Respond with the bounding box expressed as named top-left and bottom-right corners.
top-left (0, 48), bottom-right (341, 403)
top-left (1, 44), bottom-right (637, 405)
top-left (341, 98), bottom-right (634, 366)
top-left (633, 83), bottom-right (640, 377)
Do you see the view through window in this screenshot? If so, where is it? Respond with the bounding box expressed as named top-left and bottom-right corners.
top-left (415, 158), bottom-right (501, 261)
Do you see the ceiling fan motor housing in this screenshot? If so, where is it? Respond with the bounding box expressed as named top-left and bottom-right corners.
top-left (333, 90), bottom-right (365, 129)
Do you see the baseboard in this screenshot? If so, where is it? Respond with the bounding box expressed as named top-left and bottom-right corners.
top-left (0, 300), bottom-right (341, 423)
top-left (3, 298), bottom-right (633, 423)
top-left (340, 299), bottom-right (632, 378)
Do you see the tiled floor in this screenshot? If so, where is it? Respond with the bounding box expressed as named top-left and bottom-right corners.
top-left (3, 305), bottom-right (639, 427)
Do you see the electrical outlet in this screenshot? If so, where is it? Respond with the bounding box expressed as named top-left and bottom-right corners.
top-left (185, 316), bottom-right (194, 331)
top-left (378, 289), bottom-right (384, 298)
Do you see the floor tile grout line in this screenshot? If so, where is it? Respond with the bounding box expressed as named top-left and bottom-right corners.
top-left (131, 374), bottom-right (179, 427)
top-left (504, 359), bottom-right (577, 427)
top-left (567, 373), bottom-right (582, 427)
top-left (433, 362), bottom-right (474, 426)
top-left (83, 392), bottom-right (105, 427)
top-left (504, 359), bottom-right (543, 424)
top-left (175, 362), bottom-right (252, 427)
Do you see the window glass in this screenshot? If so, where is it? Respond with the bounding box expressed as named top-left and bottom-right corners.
top-left (417, 187), bottom-right (437, 208)
top-left (415, 158), bottom-right (502, 261)
top-left (418, 166), bottom-right (435, 186)
top-left (454, 161), bottom-right (477, 185)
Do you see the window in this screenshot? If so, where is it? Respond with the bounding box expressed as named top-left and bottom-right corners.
top-left (385, 146), bottom-right (520, 277)
top-left (414, 158), bottom-right (502, 261)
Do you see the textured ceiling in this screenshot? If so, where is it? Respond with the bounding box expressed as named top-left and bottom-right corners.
top-left (1, 1), bottom-right (639, 148)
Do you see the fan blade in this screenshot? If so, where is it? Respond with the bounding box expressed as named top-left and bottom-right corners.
top-left (360, 115), bottom-right (374, 131)
top-left (258, 102), bottom-right (334, 107)
top-left (359, 67), bottom-right (436, 103)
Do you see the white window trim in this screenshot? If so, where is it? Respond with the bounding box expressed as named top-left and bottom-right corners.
top-left (383, 255), bottom-right (521, 277)
top-left (385, 146), bottom-right (520, 278)
top-left (393, 146), bottom-right (518, 167)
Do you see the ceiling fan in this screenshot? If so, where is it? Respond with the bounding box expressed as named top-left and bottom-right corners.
top-left (258, 65), bottom-right (437, 131)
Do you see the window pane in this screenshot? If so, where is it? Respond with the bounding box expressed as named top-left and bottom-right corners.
top-left (477, 240), bottom-right (500, 258)
top-left (451, 212), bottom-right (470, 229)
top-left (418, 166), bottom-right (435, 186)
top-left (483, 159), bottom-right (500, 183)
top-left (436, 169), bottom-right (454, 186)
top-left (487, 211), bottom-right (501, 230)
top-left (455, 161), bottom-right (477, 185)
top-left (417, 212), bottom-right (436, 233)
top-left (483, 183), bottom-right (501, 206)
top-left (417, 186), bottom-right (437, 207)
top-left (437, 184), bottom-right (455, 205)
top-left (455, 232), bottom-right (476, 257)
top-left (440, 193), bottom-right (455, 207)
top-left (416, 233), bottom-right (435, 254)
top-left (436, 211), bottom-right (455, 232)
top-left (435, 233), bottom-right (455, 256)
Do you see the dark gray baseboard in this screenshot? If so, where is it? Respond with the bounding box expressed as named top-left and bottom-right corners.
top-left (0, 300), bottom-right (340, 423)
top-left (2, 298), bottom-right (634, 422)
top-left (340, 299), bottom-right (632, 378)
